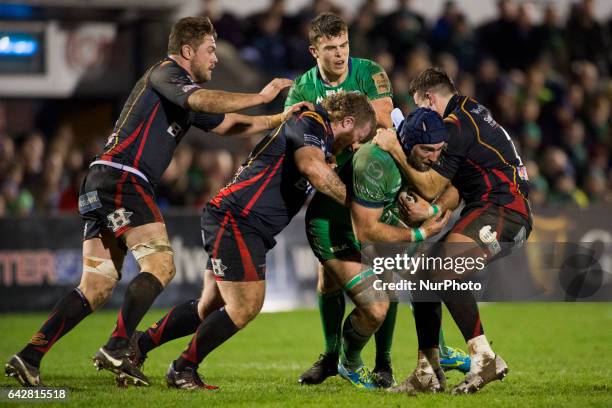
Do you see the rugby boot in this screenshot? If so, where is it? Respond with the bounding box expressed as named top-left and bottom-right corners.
top-left (93, 346), bottom-right (150, 386)
top-left (5, 354), bottom-right (43, 387)
top-left (372, 360), bottom-right (397, 388)
top-left (452, 354), bottom-right (508, 394)
top-left (440, 345), bottom-right (471, 373)
top-left (298, 353), bottom-right (338, 385)
top-left (337, 362), bottom-right (378, 389)
top-left (388, 350), bottom-right (446, 395)
top-left (165, 361), bottom-right (219, 390)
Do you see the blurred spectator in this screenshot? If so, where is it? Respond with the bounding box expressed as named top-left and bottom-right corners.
top-left (379, 0), bottom-right (427, 67)
top-left (566, 0), bottom-right (610, 75)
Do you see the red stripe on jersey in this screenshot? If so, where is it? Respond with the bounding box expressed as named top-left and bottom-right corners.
top-left (100, 121), bottom-right (145, 161)
top-left (491, 168), bottom-right (528, 217)
top-left (212, 211), bottom-right (231, 259)
top-left (133, 102), bottom-right (161, 169)
top-left (241, 154), bottom-right (285, 217)
top-left (114, 171), bottom-right (130, 208)
top-left (468, 159), bottom-right (492, 201)
top-left (210, 165), bottom-right (270, 208)
top-left (452, 203), bottom-right (492, 234)
top-left (227, 212), bottom-right (258, 281)
top-left (131, 175), bottom-right (163, 223)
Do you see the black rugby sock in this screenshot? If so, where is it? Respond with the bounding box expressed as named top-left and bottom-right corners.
top-left (139, 299), bottom-right (201, 354)
top-left (175, 307), bottom-right (239, 371)
top-left (412, 301), bottom-right (442, 350)
top-left (106, 272), bottom-right (163, 350)
top-left (443, 290), bottom-right (484, 342)
top-left (20, 289), bottom-right (92, 367)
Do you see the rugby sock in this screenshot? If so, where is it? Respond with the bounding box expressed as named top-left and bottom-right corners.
top-left (374, 301), bottom-right (397, 366)
top-left (318, 290), bottom-right (345, 356)
top-left (106, 272), bottom-right (163, 350)
top-left (412, 301), bottom-right (442, 350)
top-left (19, 288), bottom-right (92, 367)
top-left (175, 307), bottom-right (239, 370)
top-left (139, 299), bottom-right (201, 354)
top-left (443, 289), bottom-right (484, 343)
top-left (438, 327), bottom-right (448, 355)
top-left (340, 311), bottom-right (371, 370)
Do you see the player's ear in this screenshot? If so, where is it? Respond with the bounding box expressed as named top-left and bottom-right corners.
top-left (308, 45), bottom-right (318, 59)
top-left (180, 44), bottom-right (194, 60)
top-left (342, 116), bottom-right (355, 130)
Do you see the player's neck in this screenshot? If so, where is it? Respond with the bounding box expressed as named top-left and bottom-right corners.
top-left (168, 55), bottom-right (193, 78)
top-left (318, 64), bottom-right (349, 87)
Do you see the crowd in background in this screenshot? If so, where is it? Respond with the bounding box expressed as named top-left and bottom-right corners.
top-left (1, 0), bottom-right (611, 217)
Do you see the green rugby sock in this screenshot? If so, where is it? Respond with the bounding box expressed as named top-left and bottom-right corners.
top-left (318, 290), bottom-right (345, 355)
top-left (375, 301), bottom-right (398, 366)
top-left (341, 311), bottom-right (370, 369)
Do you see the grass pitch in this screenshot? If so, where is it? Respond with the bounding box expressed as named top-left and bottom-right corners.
top-left (1, 303), bottom-right (611, 407)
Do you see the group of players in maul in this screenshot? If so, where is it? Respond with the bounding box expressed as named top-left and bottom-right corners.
top-left (6, 13), bottom-right (532, 396)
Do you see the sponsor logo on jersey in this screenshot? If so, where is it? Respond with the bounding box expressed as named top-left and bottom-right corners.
top-left (167, 122), bottom-right (183, 138)
top-left (372, 71), bottom-right (390, 94)
top-left (479, 225), bottom-right (501, 256)
top-left (78, 191), bottom-right (102, 214)
top-left (211, 258), bottom-right (227, 277)
top-left (106, 208), bottom-right (133, 232)
top-left (182, 84), bottom-right (200, 93)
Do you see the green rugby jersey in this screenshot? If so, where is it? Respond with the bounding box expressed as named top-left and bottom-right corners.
top-left (284, 57), bottom-right (392, 108)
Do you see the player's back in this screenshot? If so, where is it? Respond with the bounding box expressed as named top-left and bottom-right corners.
top-left (210, 108), bottom-right (333, 238)
top-left (97, 58), bottom-right (214, 186)
top-left (439, 95), bottom-right (530, 217)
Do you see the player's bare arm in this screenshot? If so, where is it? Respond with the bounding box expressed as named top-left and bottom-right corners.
top-left (295, 146), bottom-right (347, 206)
top-left (371, 97), bottom-right (393, 129)
top-left (186, 78), bottom-right (293, 113)
top-left (351, 202), bottom-right (450, 243)
top-left (374, 128), bottom-right (449, 200)
top-left (212, 102), bottom-right (314, 136)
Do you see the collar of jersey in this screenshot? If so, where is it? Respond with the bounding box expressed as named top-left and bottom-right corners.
top-left (317, 57), bottom-right (353, 88)
top-left (443, 94), bottom-right (462, 118)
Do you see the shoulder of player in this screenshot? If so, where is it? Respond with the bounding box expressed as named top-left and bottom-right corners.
top-left (293, 66), bottom-right (319, 86)
top-left (287, 110), bottom-right (328, 133)
top-left (354, 143), bottom-right (398, 171)
top-left (149, 59), bottom-right (189, 84)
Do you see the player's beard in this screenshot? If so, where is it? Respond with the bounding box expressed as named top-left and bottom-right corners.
top-left (190, 58), bottom-right (210, 83)
top-left (408, 153), bottom-right (431, 172)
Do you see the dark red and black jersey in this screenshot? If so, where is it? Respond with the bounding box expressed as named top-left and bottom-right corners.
top-left (432, 95), bottom-right (531, 218)
top-left (210, 107), bottom-right (334, 238)
top-left (97, 58), bottom-right (225, 185)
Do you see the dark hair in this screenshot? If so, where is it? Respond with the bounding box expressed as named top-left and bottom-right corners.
top-left (168, 16), bottom-right (217, 55)
top-left (408, 67), bottom-right (457, 97)
top-left (321, 92), bottom-right (376, 132)
top-left (308, 13), bottom-right (348, 45)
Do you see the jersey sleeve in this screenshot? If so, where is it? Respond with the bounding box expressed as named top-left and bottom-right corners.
top-left (284, 81), bottom-right (306, 109)
top-left (358, 60), bottom-right (393, 100)
top-left (432, 117), bottom-right (470, 180)
top-left (191, 112), bottom-right (225, 132)
top-left (149, 61), bottom-right (202, 108)
top-left (352, 148), bottom-right (397, 208)
top-left (284, 113), bottom-right (326, 153)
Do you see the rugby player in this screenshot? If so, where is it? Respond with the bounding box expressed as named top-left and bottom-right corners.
top-left (5, 16), bottom-right (302, 388)
top-left (288, 13), bottom-right (469, 388)
top-left (305, 107), bottom-right (455, 389)
top-left (130, 92), bottom-right (377, 390)
top-left (375, 68), bottom-right (532, 395)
